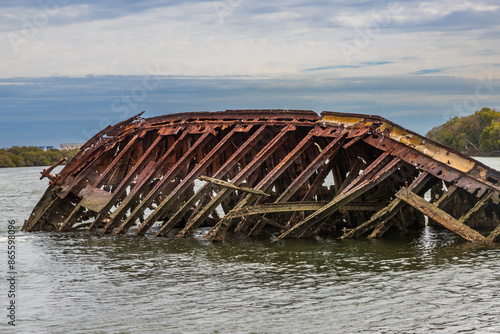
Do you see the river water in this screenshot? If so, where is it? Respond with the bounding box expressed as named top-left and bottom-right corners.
top-left (1, 158), bottom-right (500, 333)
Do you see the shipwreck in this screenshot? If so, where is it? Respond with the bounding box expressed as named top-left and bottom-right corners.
top-left (23, 110), bottom-right (500, 242)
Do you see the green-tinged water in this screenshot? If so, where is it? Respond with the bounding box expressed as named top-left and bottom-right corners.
top-left (1, 159), bottom-right (500, 333)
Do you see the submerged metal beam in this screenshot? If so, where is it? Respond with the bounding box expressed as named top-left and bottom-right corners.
top-left (395, 188), bottom-right (489, 243)
top-left (341, 172), bottom-right (432, 239)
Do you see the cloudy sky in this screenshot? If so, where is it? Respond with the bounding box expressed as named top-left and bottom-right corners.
top-left (1, 0), bottom-right (500, 147)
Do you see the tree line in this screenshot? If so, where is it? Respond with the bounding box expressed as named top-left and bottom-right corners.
top-left (0, 146), bottom-right (80, 168)
top-left (426, 107), bottom-right (500, 156)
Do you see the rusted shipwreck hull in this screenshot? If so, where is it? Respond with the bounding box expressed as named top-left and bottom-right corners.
top-left (23, 110), bottom-right (500, 242)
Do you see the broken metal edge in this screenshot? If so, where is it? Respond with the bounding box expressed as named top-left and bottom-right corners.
top-left (321, 111), bottom-right (500, 194)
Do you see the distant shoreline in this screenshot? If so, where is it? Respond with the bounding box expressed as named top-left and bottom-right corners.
top-left (0, 146), bottom-right (79, 168)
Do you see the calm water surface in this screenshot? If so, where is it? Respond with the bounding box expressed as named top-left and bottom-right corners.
top-left (1, 158), bottom-right (500, 333)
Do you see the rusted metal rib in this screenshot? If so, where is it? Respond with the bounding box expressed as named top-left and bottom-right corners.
top-left (87, 133), bottom-right (165, 231)
top-left (23, 110), bottom-right (500, 243)
top-left (118, 129), bottom-right (215, 235)
top-left (206, 126), bottom-right (317, 241)
top-left (131, 126), bottom-right (244, 236)
top-left (187, 124), bottom-right (296, 240)
top-left (277, 156), bottom-right (403, 239)
top-left (167, 125), bottom-right (268, 238)
top-left (276, 134), bottom-right (347, 203)
top-left (340, 172), bottom-right (432, 239)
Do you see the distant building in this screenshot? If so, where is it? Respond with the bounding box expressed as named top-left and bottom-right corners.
top-left (60, 143), bottom-right (84, 151)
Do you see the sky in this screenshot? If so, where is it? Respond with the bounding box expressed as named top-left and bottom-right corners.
top-left (1, 0), bottom-right (500, 147)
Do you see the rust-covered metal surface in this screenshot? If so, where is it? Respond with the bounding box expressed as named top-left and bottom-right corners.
top-left (23, 110), bottom-right (500, 242)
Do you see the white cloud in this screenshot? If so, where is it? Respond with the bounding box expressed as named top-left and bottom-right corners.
top-left (331, 0), bottom-right (499, 27)
top-left (391, 0), bottom-right (499, 24)
top-left (0, 0), bottom-right (499, 80)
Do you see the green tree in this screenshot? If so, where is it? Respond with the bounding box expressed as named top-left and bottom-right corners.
top-left (480, 121), bottom-right (500, 152)
top-left (0, 151), bottom-right (16, 167)
top-left (476, 107), bottom-right (500, 128)
top-left (427, 108), bottom-right (500, 155)
top-left (0, 146), bottom-right (83, 168)
top-left (19, 151), bottom-right (38, 166)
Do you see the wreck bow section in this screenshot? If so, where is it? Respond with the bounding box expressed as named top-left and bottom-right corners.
top-left (23, 110), bottom-right (500, 242)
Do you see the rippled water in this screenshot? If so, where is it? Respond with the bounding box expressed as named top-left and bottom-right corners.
top-left (1, 158), bottom-right (500, 333)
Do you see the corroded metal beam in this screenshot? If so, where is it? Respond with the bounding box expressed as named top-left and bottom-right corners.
top-left (118, 129), bottom-right (215, 235)
top-left (131, 126), bottom-right (244, 236)
top-left (167, 125), bottom-right (268, 238)
top-left (187, 124), bottom-right (296, 239)
top-left (198, 175), bottom-right (271, 197)
top-left (341, 172), bottom-right (432, 239)
top-left (277, 156), bottom-right (403, 239)
top-left (395, 188), bottom-right (489, 243)
top-left (23, 109), bottom-right (500, 243)
top-left (224, 201), bottom-right (386, 218)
